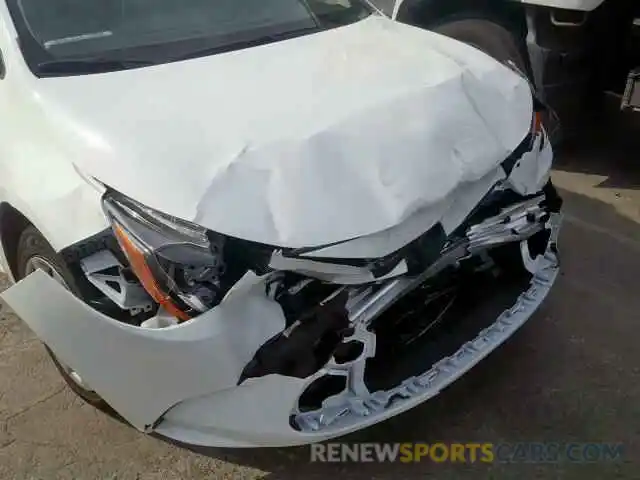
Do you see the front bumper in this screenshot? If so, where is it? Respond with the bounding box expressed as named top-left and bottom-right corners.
top-left (157, 213), bottom-right (562, 447)
top-left (1, 193), bottom-right (562, 447)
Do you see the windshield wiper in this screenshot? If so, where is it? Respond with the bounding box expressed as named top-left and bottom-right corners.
top-left (36, 26), bottom-right (320, 75)
top-left (171, 27), bottom-right (321, 62)
top-left (36, 58), bottom-right (156, 76)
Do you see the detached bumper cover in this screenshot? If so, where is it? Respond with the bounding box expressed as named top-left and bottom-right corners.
top-left (1, 198), bottom-right (561, 446)
top-left (157, 214), bottom-right (561, 447)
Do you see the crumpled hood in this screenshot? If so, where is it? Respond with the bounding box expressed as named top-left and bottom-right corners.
top-left (36, 15), bottom-right (533, 248)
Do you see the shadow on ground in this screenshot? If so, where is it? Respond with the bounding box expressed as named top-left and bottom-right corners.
top-left (554, 111), bottom-right (640, 191)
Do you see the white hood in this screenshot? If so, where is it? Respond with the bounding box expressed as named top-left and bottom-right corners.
top-left (36, 15), bottom-right (533, 248)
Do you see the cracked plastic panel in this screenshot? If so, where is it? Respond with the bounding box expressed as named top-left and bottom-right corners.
top-left (1, 271), bottom-right (286, 431)
top-left (152, 214), bottom-right (561, 447)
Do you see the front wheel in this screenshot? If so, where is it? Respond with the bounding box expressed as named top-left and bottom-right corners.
top-left (16, 225), bottom-right (108, 409)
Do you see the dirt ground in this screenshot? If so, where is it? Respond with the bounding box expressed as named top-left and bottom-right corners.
top-left (0, 122), bottom-right (639, 479)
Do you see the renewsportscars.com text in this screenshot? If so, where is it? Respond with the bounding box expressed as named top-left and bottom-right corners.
top-left (310, 442), bottom-right (624, 464)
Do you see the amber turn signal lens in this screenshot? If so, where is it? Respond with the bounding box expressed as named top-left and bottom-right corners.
top-left (533, 111), bottom-right (543, 135)
top-left (113, 223), bottom-right (191, 322)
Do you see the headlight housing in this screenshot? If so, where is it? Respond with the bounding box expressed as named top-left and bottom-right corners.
top-left (102, 192), bottom-right (227, 321)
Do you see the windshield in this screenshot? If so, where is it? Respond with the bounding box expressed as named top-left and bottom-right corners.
top-left (5, 0), bottom-right (372, 76)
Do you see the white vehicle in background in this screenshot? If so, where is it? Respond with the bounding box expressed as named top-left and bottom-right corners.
top-left (0, 0), bottom-right (562, 447)
top-left (375, 0), bottom-right (640, 140)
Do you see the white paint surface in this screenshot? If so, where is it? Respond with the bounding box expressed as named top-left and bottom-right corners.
top-left (0, 13), bottom-right (532, 251)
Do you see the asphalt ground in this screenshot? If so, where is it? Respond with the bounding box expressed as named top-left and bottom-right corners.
top-left (0, 121), bottom-right (638, 479)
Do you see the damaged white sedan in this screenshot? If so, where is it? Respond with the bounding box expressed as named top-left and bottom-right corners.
top-left (0, 0), bottom-right (562, 447)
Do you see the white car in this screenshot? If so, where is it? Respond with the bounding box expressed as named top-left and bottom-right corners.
top-left (0, 0), bottom-right (562, 447)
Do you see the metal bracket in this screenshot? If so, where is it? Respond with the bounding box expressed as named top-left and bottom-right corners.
top-left (80, 250), bottom-right (153, 315)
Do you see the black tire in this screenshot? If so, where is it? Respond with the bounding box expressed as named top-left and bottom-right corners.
top-left (16, 225), bottom-right (109, 409)
top-left (433, 18), bottom-right (561, 142)
top-left (432, 18), bottom-right (528, 73)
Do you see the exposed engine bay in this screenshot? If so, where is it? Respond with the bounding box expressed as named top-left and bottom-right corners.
top-left (63, 172), bottom-right (560, 336)
top-left (241, 181), bottom-right (562, 432)
top-left (46, 139), bottom-right (561, 437)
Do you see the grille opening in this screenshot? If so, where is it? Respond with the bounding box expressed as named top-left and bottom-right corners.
top-left (298, 374), bottom-right (347, 413)
top-left (363, 265), bottom-right (533, 393)
top-left (334, 341), bottom-right (365, 364)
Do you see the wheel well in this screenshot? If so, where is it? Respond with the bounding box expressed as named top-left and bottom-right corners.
top-left (396, 0), bottom-right (528, 41)
top-left (0, 203), bottom-right (128, 316)
top-left (0, 203), bottom-right (32, 278)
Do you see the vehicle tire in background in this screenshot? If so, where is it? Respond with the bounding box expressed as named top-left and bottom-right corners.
top-left (15, 225), bottom-right (109, 410)
top-left (433, 18), bottom-right (528, 71)
top-left (433, 18), bottom-right (560, 142)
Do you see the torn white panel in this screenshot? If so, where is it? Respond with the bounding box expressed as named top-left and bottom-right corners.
top-left (1, 269), bottom-right (285, 430)
top-left (505, 132), bottom-right (553, 196)
top-left (306, 165), bottom-right (506, 260)
top-left (440, 166), bottom-right (507, 234)
top-left (35, 15), bottom-right (532, 248)
top-left (157, 375), bottom-right (310, 447)
top-left (157, 215), bottom-right (562, 448)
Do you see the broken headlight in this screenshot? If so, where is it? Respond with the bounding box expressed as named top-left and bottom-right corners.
top-left (102, 192), bottom-right (227, 321)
